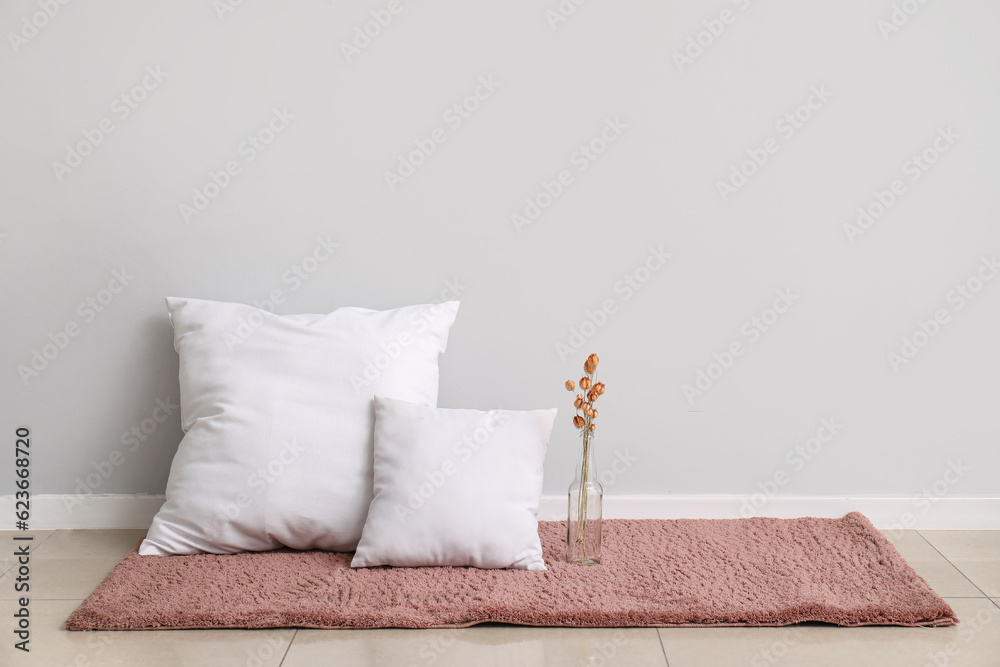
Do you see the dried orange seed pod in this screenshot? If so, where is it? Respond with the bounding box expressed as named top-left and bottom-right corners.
top-left (579, 377), bottom-right (592, 390)
top-left (593, 382), bottom-right (605, 395)
top-left (587, 390), bottom-right (598, 402)
top-left (565, 380), bottom-right (575, 391)
top-left (573, 415), bottom-right (585, 429)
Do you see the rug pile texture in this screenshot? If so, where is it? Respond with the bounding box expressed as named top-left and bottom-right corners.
top-left (66, 512), bottom-right (957, 630)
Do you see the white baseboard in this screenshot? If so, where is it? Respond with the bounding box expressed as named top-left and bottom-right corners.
top-left (2, 494), bottom-right (998, 530)
top-left (1, 494), bottom-right (168, 530)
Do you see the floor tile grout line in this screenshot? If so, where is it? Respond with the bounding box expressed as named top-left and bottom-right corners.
top-left (278, 628), bottom-right (297, 666)
top-left (916, 530), bottom-right (1000, 560)
top-left (942, 569), bottom-right (990, 599)
top-left (941, 596), bottom-right (1000, 599)
top-left (943, 563), bottom-right (993, 599)
top-left (656, 627), bottom-right (671, 667)
top-left (913, 530), bottom-right (940, 551)
top-left (13, 531), bottom-right (57, 556)
top-left (916, 530), bottom-right (992, 599)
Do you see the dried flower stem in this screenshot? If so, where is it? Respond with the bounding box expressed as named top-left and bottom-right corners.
top-left (575, 412), bottom-right (595, 556)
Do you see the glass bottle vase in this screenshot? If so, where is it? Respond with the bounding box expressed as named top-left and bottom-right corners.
top-left (567, 431), bottom-right (603, 565)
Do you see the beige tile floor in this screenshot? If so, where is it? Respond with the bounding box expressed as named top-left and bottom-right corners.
top-left (0, 529), bottom-right (997, 666)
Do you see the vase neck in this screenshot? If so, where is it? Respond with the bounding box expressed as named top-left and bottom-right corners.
top-left (578, 433), bottom-right (598, 480)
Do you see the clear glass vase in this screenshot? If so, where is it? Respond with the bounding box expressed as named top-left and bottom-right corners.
top-left (567, 431), bottom-right (603, 565)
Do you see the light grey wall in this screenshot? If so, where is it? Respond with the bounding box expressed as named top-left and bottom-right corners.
top-left (2, 1), bottom-right (998, 501)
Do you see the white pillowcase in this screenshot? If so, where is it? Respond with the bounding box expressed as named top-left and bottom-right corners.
top-left (139, 297), bottom-right (459, 555)
top-left (351, 396), bottom-right (556, 570)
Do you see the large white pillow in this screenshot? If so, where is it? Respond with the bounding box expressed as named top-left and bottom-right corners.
top-left (139, 297), bottom-right (459, 555)
top-left (351, 395), bottom-right (556, 570)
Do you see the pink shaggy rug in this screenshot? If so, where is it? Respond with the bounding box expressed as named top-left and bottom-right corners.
top-left (66, 513), bottom-right (956, 630)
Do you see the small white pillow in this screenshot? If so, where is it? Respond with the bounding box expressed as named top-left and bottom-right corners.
top-left (139, 298), bottom-right (459, 555)
top-left (351, 396), bottom-right (556, 570)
